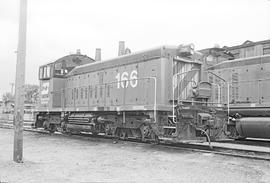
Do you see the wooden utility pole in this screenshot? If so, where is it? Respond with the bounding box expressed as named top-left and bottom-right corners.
top-left (13, 0), bottom-right (27, 163)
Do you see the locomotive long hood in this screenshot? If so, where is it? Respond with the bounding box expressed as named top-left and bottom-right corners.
top-left (67, 45), bottom-right (199, 77)
top-left (207, 54), bottom-right (270, 70)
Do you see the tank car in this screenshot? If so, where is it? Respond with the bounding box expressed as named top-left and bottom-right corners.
top-left (35, 45), bottom-right (227, 143)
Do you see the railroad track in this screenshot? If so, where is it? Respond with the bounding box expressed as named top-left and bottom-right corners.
top-left (0, 118), bottom-right (33, 129)
top-left (160, 142), bottom-right (270, 161)
top-left (1, 122), bottom-right (270, 161)
top-left (225, 138), bottom-right (270, 147)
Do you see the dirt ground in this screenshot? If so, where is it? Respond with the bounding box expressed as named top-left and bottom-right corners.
top-left (0, 128), bottom-right (270, 183)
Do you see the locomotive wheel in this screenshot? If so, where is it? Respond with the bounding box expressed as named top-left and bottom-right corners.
top-left (105, 123), bottom-right (115, 136)
top-left (226, 125), bottom-right (239, 139)
top-left (59, 122), bottom-right (67, 133)
top-left (69, 131), bottom-right (81, 135)
top-left (120, 132), bottom-right (127, 139)
top-left (140, 125), bottom-right (149, 141)
top-left (105, 124), bottom-right (110, 135)
top-left (120, 129), bottom-right (128, 140)
top-left (151, 134), bottom-right (160, 144)
top-left (114, 128), bottom-right (128, 140)
top-left (130, 128), bottom-right (142, 139)
top-left (92, 131), bottom-right (99, 136)
top-left (140, 125), bottom-right (154, 142)
top-left (48, 124), bottom-right (57, 133)
top-left (140, 125), bottom-right (159, 143)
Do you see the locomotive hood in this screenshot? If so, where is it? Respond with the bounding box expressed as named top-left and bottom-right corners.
top-left (67, 45), bottom-right (201, 77)
top-left (207, 55), bottom-right (270, 70)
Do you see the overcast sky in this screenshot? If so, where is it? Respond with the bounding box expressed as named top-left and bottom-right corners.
top-left (0, 0), bottom-right (269, 96)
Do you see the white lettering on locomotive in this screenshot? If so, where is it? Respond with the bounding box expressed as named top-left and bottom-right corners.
top-left (40, 81), bottom-right (49, 104)
top-left (41, 82), bottom-right (49, 95)
top-left (115, 70), bottom-right (138, 89)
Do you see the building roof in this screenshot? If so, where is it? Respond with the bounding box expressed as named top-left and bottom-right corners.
top-left (223, 39), bottom-right (270, 50)
top-left (200, 39), bottom-right (270, 53)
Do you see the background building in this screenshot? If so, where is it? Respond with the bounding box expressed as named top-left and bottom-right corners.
top-left (200, 39), bottom-right (270, 65)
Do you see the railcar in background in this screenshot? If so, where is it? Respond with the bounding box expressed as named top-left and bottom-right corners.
top-left (35, 45), bottom-right (227, 143)
top-left (208, 54), bottom-right (270, 139)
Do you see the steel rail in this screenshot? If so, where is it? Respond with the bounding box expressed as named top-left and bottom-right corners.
top-left (1, 125), bottom-right (269, 161)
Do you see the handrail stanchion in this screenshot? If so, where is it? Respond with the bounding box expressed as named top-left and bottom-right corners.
top-left (172, 69), bottom-right (200, 121)
top-left (123, 80), bottom-right (126, 123)
top-left (87, 86), bottom-right (90, 109)
top-left (149, 77), bottom-right (157, 123)
top-left (104, 83), bottom-right (106, 108)
top-left (209, 83), bottom-right (221, 105)
top-left (227, 82), bottom-right (230, 123)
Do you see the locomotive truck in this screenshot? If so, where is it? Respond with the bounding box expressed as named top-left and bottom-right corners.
top-left (34, 44), bottom-right (227, 143)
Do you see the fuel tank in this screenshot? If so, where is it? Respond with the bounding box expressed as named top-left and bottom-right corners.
top-left (236, 117), bottom-right (270, 139)
top-left (66, 124), bottom-right (93, 132)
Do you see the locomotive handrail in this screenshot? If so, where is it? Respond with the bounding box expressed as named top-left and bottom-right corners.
top-left (229, 77), bottom-right (270, 83)
top-left (51, 76), bottom-right (158, 123)
top-left (172, 69), bottom-right (200, 119)
top-left (217, 78), bottom-right (270, 106)
top-left (172, 70), bottom-right (231, 121)
top-left (205, 71), bottom-right (230, 123)
top-left (210, 83), bottom-right (221, 104)
top-left (176, 99), bottom-right (225, 105)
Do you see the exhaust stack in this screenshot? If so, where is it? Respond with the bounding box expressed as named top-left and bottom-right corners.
top-left (118, 41), bottom-right (125, 56)
top-left (95, 48), bottom-right (101, 61)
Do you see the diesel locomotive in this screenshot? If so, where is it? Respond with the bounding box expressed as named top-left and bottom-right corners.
top-left (34, 44), bottom-right (227, 143)
top-left (208, 54), bottom-right (270, 139)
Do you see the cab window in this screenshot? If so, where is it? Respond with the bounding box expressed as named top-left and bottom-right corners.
top-left (54, 61), bottom-right (68, 77)
top-left (46, 66), bottom-right (51, 78)
top-left (43, 67), bottom-right (47, 78)
top-left (39, 65), bottom-right (51, 80)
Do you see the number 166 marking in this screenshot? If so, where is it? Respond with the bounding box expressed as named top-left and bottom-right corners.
top-left (115, 70), bottom-right (138, 89)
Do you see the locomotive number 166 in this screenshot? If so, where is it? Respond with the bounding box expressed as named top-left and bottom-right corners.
top-left (115, 70), bottom-right (138, 89)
